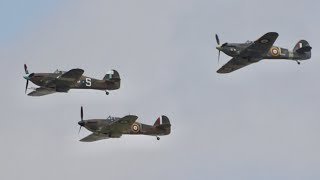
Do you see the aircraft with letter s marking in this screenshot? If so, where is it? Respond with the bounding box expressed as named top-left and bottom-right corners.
top-left (23, 64), bottom-right (120, 96)
top-left (77, 106), bottom-right (171, 142)
top-left (215, 32), bottom-right (312, 73)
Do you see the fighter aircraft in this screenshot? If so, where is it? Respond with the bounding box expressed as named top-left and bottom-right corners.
top-left (215, 32), bottom-right (312, 73)
top-left (77, 106), bottom-right (171, 142)
top-left (23, 64), bottom-right (120, 96)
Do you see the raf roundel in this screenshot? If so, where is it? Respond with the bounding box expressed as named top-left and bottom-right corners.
top-left (260, 39), bottom-right (269, 44)
top-left (131, 123), bottom-right (140, 133)
top-left (270, 47), bottom-right (280, 56)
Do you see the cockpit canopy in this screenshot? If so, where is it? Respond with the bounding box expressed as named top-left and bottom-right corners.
top-left (107, 116), bottom-right (118, 121)
top-left (53, 69), bottom-right (66, 74)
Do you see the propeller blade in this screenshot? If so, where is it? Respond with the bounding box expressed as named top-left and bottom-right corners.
top-left (221, 42), bottom-right (228, 47)
top-left (218, 50), bottom-right (221, 65)
top-left (215, 34), bottom-right (220, 45)
top-left (24, 64), bottom-right (29, 74)
top-left (25, 80), bottom-right (29, 94)
top-left (78, 126), bottom-right (82, 134)
top-left (81, 106), bottom-right (83, 121)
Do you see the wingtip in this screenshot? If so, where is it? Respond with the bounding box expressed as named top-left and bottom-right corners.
top-left (129, 115), bottom-right (138, 119)
top-left (267, 32), bottom-right (279, 36)
top-left (216, 69), bottom-right (229, 74)
top-left (216, 69), bottom-right (224, 74)
top-left (77, 68), bottom-right (85, 72)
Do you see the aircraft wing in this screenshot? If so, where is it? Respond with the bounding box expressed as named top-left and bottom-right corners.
top-left (80, 133), bottom-right (110, 142)
top-left (217, 32), bottom-right (279, 74)
top-left (28, 87), bottom-right (56, 96)
top-left (217, 57), bottom-right (257, 74)
top-left (102, 115), bottom-right (138, 134)
top-left (47, 69), bottom-right (84, 87)
top-left (239, 32), bottom-right (279, 57)
top-left (60, 68), bottom-right (84, 79)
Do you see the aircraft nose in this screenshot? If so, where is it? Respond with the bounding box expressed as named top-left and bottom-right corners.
top-left (216, 46), bottom-right (222, 51)
top-left (23, 76), bottom-right (30, 80)
top-left (78, 121), bottom-right (85, 126)
top-left (24, 73), bottom-right (34, 80)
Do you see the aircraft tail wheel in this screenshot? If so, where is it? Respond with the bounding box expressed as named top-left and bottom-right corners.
top-left (296, 61), bottom-right (301, 65)
top-left (156, 137), bottom-right (160, 140)
top-left (105, 91), bottom-right (109, 95)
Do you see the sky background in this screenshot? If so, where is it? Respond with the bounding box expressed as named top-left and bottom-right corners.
top-left (1, 0), bottom-right (320, 179)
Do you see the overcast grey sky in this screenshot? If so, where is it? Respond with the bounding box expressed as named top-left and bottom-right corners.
top-left (1, 0), bottom-right (320, 179)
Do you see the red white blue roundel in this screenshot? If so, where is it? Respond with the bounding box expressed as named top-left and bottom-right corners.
top-left (131, 123), bottom-right (140, 133)
top-left (270, 47), bottom-right (280, 56)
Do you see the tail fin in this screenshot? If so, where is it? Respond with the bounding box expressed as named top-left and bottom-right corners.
top-left (293, 40), bottom-right (312, 53)
top-left (293, 40), bottom-right (311, 60)
top-left (103, 70), bottom-right (121, 90)
top-left (103, 69), bottom-right (120, 81)
top-left (154, 115), bottom-right (171, 128)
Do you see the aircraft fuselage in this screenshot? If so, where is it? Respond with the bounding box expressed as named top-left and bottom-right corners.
top-left (80, 118), bottom-right (171, 137)
top-left (218, 42), bottom-right (310, 61)
top-left (25, 73), bottom-right (119, 91)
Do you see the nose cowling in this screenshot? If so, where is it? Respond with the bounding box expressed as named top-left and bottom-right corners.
top-left (216, 43), bottom-right (228, 50)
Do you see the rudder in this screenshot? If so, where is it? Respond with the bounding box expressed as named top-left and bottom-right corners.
top-left (293, 40), bottom-right (311, 60)
top-left (103, 69), bottom-right (121, 90)
top-left (103, 69), bottom-right (120, 81)
top-left (154, 115), bottom-right (171, 128)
